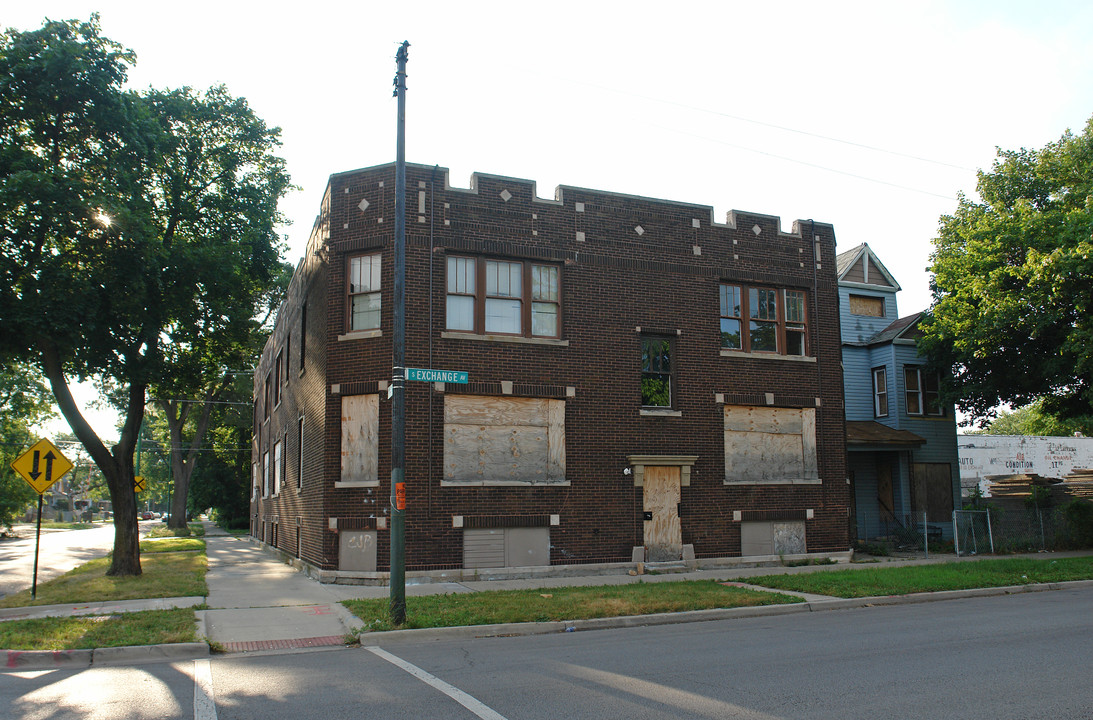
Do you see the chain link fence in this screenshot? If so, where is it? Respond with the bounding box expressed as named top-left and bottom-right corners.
top-left (854, 509), bottom-right (948, 557)
top-left (954, 502), bottom-right (1085, 555)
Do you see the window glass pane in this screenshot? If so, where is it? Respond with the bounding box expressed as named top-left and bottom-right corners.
top-left (370, 254), bottom-right (381, 290)
top-left (905, 368), bottom-right (922, 414)
top-left (447, 257), bottom-right (474, 294)
top-left (350, 255), bottom-right (380, 293)
top-left (446, 295), bottom-right (475, 331)
top-left (750, 321), bottom-right (777, 352)
top-left (641, 376), bottom-right (671, 407)
top-left (720, 318), bottom-right (741, 349)
top-left (641, 338), bottom-right (671, 373)
top-left (720, 285), bottom-right (740, 318)
top-left (750, 288), bottom-right (777, 321)
top-left (641, 338), bottom-right (672, 407)
top-left (532, 266), bottom-right (558, 302)
top-left (351, 292), bottom-right (381, 330)
top-left (486, 260), bottom-right (521, 298)
top-left (486, 297), bottom-right (522, 333)
top-left (531, 302), bottom-right (557, 336)
top-left (785, 327), bottom-right (805, 356)
top-left (785, 290), bottom-right (805, 323)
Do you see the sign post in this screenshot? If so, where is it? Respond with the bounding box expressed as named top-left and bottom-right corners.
top-left (10, 438), bottom-right (73, 600)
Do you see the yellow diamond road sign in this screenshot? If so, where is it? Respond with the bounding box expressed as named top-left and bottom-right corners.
top-left (11, 438), bottom-right (74, 494)
top-left (134, 476), bottom-right (146, 493)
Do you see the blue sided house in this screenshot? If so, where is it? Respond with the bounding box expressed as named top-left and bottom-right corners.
top-left (837, 243), bottom-right (960, 542)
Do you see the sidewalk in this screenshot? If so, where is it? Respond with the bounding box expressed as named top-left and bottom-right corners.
top-left (199, 523), bottom-right (366, 652)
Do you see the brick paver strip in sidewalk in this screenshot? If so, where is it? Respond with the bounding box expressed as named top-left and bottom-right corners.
top-left (221, 635), bottom-right (347, 653)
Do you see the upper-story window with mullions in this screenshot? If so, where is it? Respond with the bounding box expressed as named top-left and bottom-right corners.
top-left (446, 256), bottom-right (561, 338)
top-left (720, 284), bottom-right (808, 356)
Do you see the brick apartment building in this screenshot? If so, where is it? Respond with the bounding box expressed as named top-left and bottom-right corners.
top-left (251, 162), bottom-right (850, 579)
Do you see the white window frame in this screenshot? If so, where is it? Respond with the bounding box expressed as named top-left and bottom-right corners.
top-left (297, 415), bottom-right (305, 489)
top-left (348, 253), bottom-right (382, 331)
top-left (272, 439), bottom-right (282, 496)
top-left (873, 367), bottom-right (888, 418)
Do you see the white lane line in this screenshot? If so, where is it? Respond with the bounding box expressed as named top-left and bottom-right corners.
top-left (365, 646), bottom-right (508, 720)
top-left (194, 658), bottom-right (218, 720)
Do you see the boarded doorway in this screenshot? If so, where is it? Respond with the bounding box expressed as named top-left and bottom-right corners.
top-left (643, 466), bottom-right (682, 561)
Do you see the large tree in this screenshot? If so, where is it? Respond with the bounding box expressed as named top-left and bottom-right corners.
top-left (920, 116), bottom-right (1093, 427)
top-left (0, 17), bottom-right (290, 574)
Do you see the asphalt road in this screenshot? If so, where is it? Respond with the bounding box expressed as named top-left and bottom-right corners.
top-left (4, 584), bottom-right (1092, 719)
top-left (0, 524), bottom-right (117, 599)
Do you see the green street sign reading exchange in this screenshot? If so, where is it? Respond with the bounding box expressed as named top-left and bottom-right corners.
top-left (406, 367), bottom-right (469, 384)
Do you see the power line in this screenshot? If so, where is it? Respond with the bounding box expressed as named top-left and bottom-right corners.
top-left (151, 398), bottom-right (253, 406)
top-left (567, 77), bottom-right (975, 172)
top-left (654, 124), bottom-right (960, 202)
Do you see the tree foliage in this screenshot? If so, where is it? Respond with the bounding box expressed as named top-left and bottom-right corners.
top-left (967, 399), bottom-right (1090, 437)
top-left (920, 116), bottom-right (1093, 425)
top-left (0, 362), bottom-right (55, 531)
top-left (0, 17), bottom-right (291, 573)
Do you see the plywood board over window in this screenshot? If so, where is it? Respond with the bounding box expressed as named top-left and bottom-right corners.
top-left (724, 405), bottom-right (818, 484)
top-left (443, 395), bottom-right (566, 486)
top-left (340, 394), bottom-right (379, 486)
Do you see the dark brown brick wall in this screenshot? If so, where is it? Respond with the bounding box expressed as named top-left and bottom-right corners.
top-left (253, 163), bottom-right (849, 570)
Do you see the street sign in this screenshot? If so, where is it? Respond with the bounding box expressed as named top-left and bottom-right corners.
top-left (405, 367), bottom-right (468, 384)
top-left (134, 476), bottom-right (146, 493)
top-left (10, 438), bottom-right (73, 494)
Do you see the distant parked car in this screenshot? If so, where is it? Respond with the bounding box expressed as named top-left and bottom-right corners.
top-left (141, 511), bottom-right (154, 520)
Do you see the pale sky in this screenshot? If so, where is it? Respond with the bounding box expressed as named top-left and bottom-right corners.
top-left (14, 0), bottom-right (1092, 441)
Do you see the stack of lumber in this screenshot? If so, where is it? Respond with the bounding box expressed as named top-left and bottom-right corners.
top-left (984, 473), bottom-right (1061, 500)
top-left (1062, 468), bottom-right (1093, 499)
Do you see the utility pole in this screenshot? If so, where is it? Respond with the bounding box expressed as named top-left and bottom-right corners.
top-left (389, 40), bottom-right (410, 625)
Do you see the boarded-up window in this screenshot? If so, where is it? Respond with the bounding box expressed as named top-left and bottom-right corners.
top-left (912, 463), bottom-right (954, 523)
top-left (463, 527), bottom-right (550, 568)
top-left (340, 394), bottom-right (379, 485)
top-left (443, 395), bottom-right (566, 485)
top-left (724, 405), bottom-right (817, 484)
top-left (849, 294), bottom-right (884, 317)
top-left (741, 521), bottom-right (807, 556)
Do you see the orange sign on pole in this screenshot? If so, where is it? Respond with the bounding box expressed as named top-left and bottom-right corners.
top-left (395, 482), bottom-right (406, 510)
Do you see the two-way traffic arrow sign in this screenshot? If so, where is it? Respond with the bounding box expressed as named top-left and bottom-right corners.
top-left (11, 438), bottom-right (74, 494)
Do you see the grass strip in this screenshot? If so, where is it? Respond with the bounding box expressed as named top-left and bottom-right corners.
top-left (0, 551), bottom-right (207, 608)
top-left (344, 580), bottom-right (801, 632)
top-left (746, 556), bottom-right (1093, 598)
top-left (0, 608), bottom-right (196, 650)
top-left (144, 523), bottom-right (206, 539)
top-left (37, 522), bottom-right (97, 530)
top-left (140, 538), bottom-right (205, 554)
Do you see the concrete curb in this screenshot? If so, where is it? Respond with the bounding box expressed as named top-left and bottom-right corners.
top-left (3, 643), bottom-right (210, 671)
top-left (92, 643), bottom-right (209, 666)
top-left (4, 649), bottom-right (92, 670)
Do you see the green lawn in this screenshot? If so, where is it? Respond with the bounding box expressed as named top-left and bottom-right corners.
top-left (145, 522), bottom-right (205, 539)
top-left (344, 580), bottom-right (802, 632)
top-left (746, 556), bottom-right (1093, 598)
top-left (0, 608), bottom-right (197, 650)
top-left (140, 537), bottom-right (205, 554)
top-left (0, 550), bottom-right (207, 608)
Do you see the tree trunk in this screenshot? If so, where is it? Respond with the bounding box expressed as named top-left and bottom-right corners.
top-left (161, 378), bottom-right (225, 530)
top-left (39, 339), bottom-right (143, 576)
